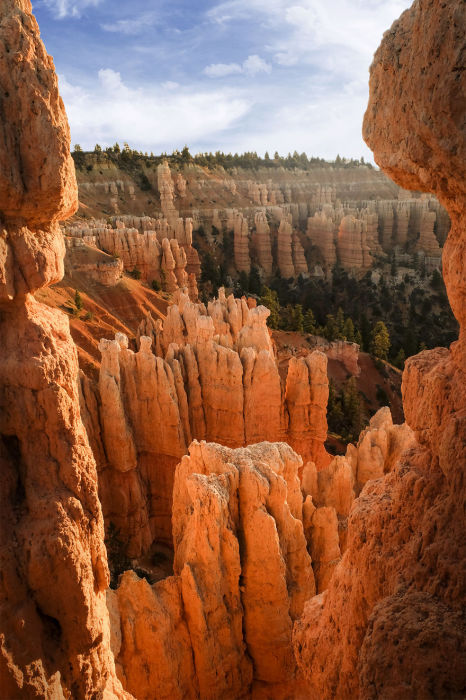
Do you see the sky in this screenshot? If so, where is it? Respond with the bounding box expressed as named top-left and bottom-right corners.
top-left (31, 0), bottom-right (413, 160)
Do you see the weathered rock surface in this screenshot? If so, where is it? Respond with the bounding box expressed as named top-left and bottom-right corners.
top-left (0, 2), bottom-right (126, 697)
top-left (233, 211), bottom-right (251, 273)
top-left (81, 289), bottom-right (331, 554)
top-left (276, 214), bottom-right (295, 278)
top-left (111, 441), bottom-right (314, 699)
top-left (294, 2), bottom-right (466, 697)
top-left (252, 210), bottom-right (273, 276)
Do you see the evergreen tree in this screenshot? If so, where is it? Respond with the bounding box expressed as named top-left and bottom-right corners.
top-left (74, 290), bottom-right (83, 311)
top-left (342, 317), bottom-right (355, 342)
top-left (303, 308), bottom-right (317, 334)
top-left (335, 307), bottom-right (345, 337)
top-left (260, 287), bottom-right (280, 329)
top-left (342, 377), bottom-right (364, 441)
top-left (370, 321), bottom-right (390, 360)
top-left (324, 314), bottom-right (338, 341)
top-left (291, 304), bottom-right (304, 333)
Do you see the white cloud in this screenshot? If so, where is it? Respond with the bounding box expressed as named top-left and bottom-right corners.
top-left (161, 81), bottom-right (180, 90)
top-left (40, 0), bottom-right (101, 19)
top-left (204, 62), bottom-right (243, 78)
top-left (101, 12), bottom-right (158, 35)
top-left (207, 0), bottom-right (412, 78)
top-left (98, 68), bottom-right (125, 92)
top-left (204, 54), bottom-right (271, 78)
top-left (243, 54), bottom-right (271, 76)
top-left (58, 71), bottom-right (251, 152)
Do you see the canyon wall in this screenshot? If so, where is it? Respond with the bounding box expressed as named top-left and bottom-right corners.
top-left (65, 216), bottom-right (199, 297)
top-left (0, 2), bottom-right (125, 697)
top-left (74, 157), bottom-right (450, 281)
top-left (294, 2), bottom-right (466, 697)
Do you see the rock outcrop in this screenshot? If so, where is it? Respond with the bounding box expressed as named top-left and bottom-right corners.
top-left (111, 441), bottom-right (314, 699)
top-left (233, 211), bottom-right (250, 273)
top-left (306, 212), bottom-right (336, 267)
top-left (0, 2), bottom-right (125, 696)
top-left (277, 214), bottom-right (295, 278)
top-left (252, 210), bottom-right (273, 276)
top-left (81, 289), bottom-right (331, 555)
top-left (294, 2), bottom-right (466, 697)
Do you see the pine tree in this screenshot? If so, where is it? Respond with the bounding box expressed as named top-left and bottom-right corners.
top-left (370, 321), bottom-right (390, 360)
top-left (291, 304), bottom-right (304, 333)
top-left (303, 309), bottom-right (317, 334)
top-left (324, 314), bottom-right (338, 341)
top-left (74, 290), bottom-right (83, 311)
top-left (335, 307), bottom-right (345, 338)
top-left (342, 377), bottom-right (364, 441)
top-left (260, 287), bottom-right (280, 329)
top-left (342, 317), bottom-right (355, 342)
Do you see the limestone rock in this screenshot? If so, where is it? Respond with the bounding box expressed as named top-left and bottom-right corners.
top-left (306, 212), bottom-right (336, 268)
top-left (345, 407), bottom-right (416, 492)
top-left (253, 210), bottom-right (273, 276)
top-left (292, 232), bottom-right (308, 276)
top-left (0, 3), bottom-right (125, 697)
top-left (294, 3), bottom-right (466, 696)
top-left (337, 215), bottom-right (366, 271)
top-left (0, 0), bottom-right (77, 227)
top-left (173, 441), bottom-right (314, 689)
top-left (233, 211), bottom-right (250, 273)
top-left (112, 572), bottom-right (197, 700)
top-left (277, 214), bottom-right (295, 278)
top-left (90, 290), bottom-right (331, 553)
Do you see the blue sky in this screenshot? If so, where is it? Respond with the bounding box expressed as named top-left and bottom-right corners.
top-left (31, 0), bottom-right (412, 160)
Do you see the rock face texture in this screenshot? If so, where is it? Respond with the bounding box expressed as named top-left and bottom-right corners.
top-left (294, 2), bottom-right (466, 697)
top-left (252, 210), bottom-right (273, 275)
top-left (277, 214), bottom-right (295, 278)
top-left (0, 2), bottom-right (125, 697)
top-left (233, 211), bottom-right (250, 273)
top-left (111, 441), bottom-right (314, 699)
top-left (81, 288), bottom-right (331, 555)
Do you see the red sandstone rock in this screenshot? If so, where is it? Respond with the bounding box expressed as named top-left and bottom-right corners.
top-left (0, 1), bottom-right (77, 227)
top-left (294, 2), bottom-right (466, 696)
top-left (0, 3), bottom-right (127, 696)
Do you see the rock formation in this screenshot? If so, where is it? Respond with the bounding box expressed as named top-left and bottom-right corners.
top-left (292, 232), bottom-right (308, 276)
top-left (81, 289), bottom-right (331, 555)
top-left (110, 441), bottom-right (314, 699)
top-left (0, 2), bottom-right (125, 696)
top-left (294, 2), bottom-right (466, 697)
top-left (65, 220), bottom-right (195, 293)
top-left (233, 211), bottom-right (250, 273)
top-left (252, 210), bottom-right (273, 275)
top-left (65, 237), bottom-right (124, 286)
top-left (306, 212), bottom-right (336, 267)
top-left (157, 161), bottom-right (177, 225)
top-left (417, 206), bottom-right (441, 257)
top-left (277, 214), bottom-right (295, 278)
top-left (337, 215), bottom-right (369, 272)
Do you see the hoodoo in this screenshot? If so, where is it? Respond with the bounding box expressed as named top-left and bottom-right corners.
top-left (294, 1), bottom-right (466, 696)
top-left (0, 1), bottom-right (125, 696)
top-left (0, 0), bottom-right (464, 698)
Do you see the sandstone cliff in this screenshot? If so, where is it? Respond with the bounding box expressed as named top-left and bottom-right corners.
top-left (294, 2), bottom-right (466, 697)
top-left (0, 2), bottom-right (126, 696)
